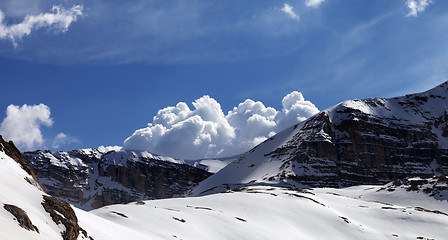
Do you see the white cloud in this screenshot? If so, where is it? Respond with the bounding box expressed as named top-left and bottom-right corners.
top-left (98, 145), bottom-right (123, 153)
top-left (124, 92), bottom-right (319, 159)
top-left (305, 0), bottom-right (327, 8)
top-left (0, 104), bottom-right (53, 150)
top-left (0, 2), bottom-right (310, 64)
top-left (0, 5), bottom-right (83, 47)
top-left (124, 96), bottom-right (236, 159)
top-left (275, 91), bottom-right (322, 130)
top-left (52, 132), bottom-right (79, 149)
top-left (406, 0), bottom-right (432, 17)
top-left (281, 3), bottom-right (300, 21)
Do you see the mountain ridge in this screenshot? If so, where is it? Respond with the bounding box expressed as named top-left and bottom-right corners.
top-left (23, 148), bottom-right (216, 210)
top-left (192, 81), bottom-right (448, 196)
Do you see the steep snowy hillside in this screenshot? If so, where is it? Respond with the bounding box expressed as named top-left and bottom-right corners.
top-left (23, 149), bottom-right (214, 210)
top-left (0, 136), bottom-right (94, 240)
top-left (192, 81), bottom-right (448, 196)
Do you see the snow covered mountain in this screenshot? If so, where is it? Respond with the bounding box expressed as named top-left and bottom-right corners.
top-left (23, 149), bottom-right (215, 210)
top-left (21, 81), bottom-right (448, 210)
top-left (3, 81), bottom-right (448, 239)
top-left (192, 81), bottom-right (448, 196)
top-left (3, 136), bottom-right (447, 239)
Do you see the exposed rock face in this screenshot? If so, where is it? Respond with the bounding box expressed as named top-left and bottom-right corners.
top-left (193, 82), bottom-right (448, 195)
top-left (41, 195), bottom-right (93, 240)
top-left (23, 149), bottom-right (212, 210)
top-left (3, 204), bottom-right (39, 233)
top-left (382, 175), bottom-right (448, 201)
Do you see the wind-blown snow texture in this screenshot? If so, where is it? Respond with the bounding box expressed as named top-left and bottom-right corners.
top-left (192, 81), bottom-right (448, 196)
top-left (83, 183), bottom-right (448, 240)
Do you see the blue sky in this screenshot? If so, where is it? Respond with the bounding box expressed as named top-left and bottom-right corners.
top-left (0, 0), bottom-right (447, 158)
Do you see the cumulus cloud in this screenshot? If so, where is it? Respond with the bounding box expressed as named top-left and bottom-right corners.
top-left (0, 104), bottom-right (53, 150)
top-left (52, 132), bottom-right (79, 149)
top-left (275, 91), bottom-right (322, 130)
top-left (406, 0), bottom-right (432, 17)
top-left (305, 0), bottom-right (327, 8)
top-left (98, 145), bottom-right (123, 153)
top-left (124, 92), bottom-right (319, 159)
top-left (0, 5), bottom-right (83, 47)
top-left (281, 3), bottom-right (300, 21)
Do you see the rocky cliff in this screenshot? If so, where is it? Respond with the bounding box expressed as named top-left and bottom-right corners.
top-left (23, 149), bottom-right (212, 210)
top-left (192, 81), bottom-right (448, 195)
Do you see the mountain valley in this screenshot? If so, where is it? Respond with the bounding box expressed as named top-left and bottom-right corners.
top-left (1, 82), bottom-right (448, 239)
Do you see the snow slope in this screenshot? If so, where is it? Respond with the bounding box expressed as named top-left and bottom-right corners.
top-left (0, 148), bottom-right (94, 240)
top-left (83, 184), bottom-right (448, 240)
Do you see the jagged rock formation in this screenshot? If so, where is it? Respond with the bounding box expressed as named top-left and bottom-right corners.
top-left (192, 81), bottom-right (448, 195)
top-left (23, 149), bottom-right (212, 210)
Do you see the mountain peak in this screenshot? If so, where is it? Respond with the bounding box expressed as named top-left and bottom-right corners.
top-left (192, 82), bottom-right (448, 196)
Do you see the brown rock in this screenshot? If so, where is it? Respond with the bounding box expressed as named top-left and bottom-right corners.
top-left (3, 204), bottom-right (39, 233)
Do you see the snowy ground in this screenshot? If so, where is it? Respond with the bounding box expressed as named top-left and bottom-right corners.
top-left (83, 185), bottom-right (448, 240)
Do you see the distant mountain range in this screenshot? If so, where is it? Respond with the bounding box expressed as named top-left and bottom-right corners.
top-left (22, 148), bottom-right (238, 210)
top-left (1, 81), bottom-right (447, 239)
top-left (22, 149), bottom-right (221, 210)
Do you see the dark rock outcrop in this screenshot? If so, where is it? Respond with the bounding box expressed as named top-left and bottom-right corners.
top-left (381, 175), bottom-right (448, 201)
top-left (41, 195), bottom-right (93, 240)
top-left (3, 204), bottom-right (39, 233)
